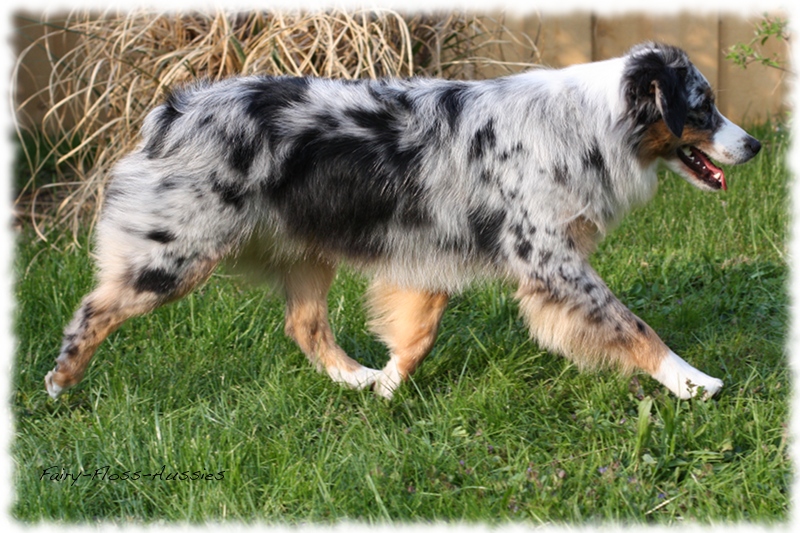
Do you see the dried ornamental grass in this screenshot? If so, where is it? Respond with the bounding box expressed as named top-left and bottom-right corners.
top-left (13, 10), bottom-right (539, 241)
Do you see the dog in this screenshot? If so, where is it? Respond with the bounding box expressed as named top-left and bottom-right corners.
top-left (45, 42), bottom-right (761, 402)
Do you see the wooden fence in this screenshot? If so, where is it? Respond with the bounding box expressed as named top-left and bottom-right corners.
top-left (493, 11), bottom-right (789, 124)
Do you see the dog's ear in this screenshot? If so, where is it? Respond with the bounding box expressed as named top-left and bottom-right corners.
top-left (651, 70), bottom-right (687, 138)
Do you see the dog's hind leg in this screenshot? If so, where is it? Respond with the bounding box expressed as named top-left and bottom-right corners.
top-left (515, 258), bottom-right (723, 400)
top-left (45, 248), bottom-right (221, 399)
top-left (366, 279), bottom-right (449, 399)
top-left (282, 257), bottom-right (381, 390)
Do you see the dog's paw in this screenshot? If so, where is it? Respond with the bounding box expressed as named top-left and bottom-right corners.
top-left (327, 365), bottom-right (382, 391)
top-left (693, 376), bottom-right (724, 400)
top-left (653, 351), bottom-right (723, 400)
top-left (372, 357), bottom-right (403, 400)
top-left (44, 369), bottom-right (65, 400)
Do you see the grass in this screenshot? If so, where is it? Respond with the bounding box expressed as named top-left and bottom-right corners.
top-left (11, 123), bottom-right (790, 523)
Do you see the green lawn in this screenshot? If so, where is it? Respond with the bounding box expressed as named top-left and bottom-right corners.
top-left (12, 123), bottom-right (790, 523)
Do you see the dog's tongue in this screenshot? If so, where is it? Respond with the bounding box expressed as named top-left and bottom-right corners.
top-left (690, 147), bottom-right (726, 191)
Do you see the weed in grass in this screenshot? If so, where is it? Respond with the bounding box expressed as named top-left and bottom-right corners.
top-left (633, 397), bottom-right (653, 463)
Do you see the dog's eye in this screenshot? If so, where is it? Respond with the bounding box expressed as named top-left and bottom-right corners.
top-left (699, 100), bottom-right (713, 113)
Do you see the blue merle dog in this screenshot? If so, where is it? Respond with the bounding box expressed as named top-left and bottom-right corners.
top-left (46, 42), bottom-right (761, 401)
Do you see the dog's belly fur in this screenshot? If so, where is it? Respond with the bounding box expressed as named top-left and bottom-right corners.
top-left (46, 43), bottom-right (762, 403)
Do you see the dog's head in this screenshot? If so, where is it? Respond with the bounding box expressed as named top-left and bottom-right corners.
top-left (622, 42), bottom-right (761, 191)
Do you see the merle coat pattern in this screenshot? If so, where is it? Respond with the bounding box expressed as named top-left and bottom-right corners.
top-left (46, 43), bottom-right (761, 401)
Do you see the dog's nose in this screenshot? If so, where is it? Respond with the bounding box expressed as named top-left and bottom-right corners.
top-left (745, 136), bottom-right (762, 156)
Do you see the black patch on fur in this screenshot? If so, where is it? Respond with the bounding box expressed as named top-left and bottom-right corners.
top-left (479, 169), bottom-right (497, 184)
top-left (582, 287), bottom-right (611, 325)
top-left (393, 89), bottom-right (414, 112)
top-left (586, 305), bottom-right (606, 324)
top-left (144, 91), bottom-right (184, 159)
top-left (134, 268), bottom-right (179, 295)
top-left (499, 142), bottom-right (524, 162)
top-left (438, 83), bottom-right (469, 131)
top-left (635, 319), bottom-right (647, 334)
top-left (553, 162), bottom-right (569, 186)
top-left (78, 302), bottom-right (94, 331)
top-left (539, 250), bottom-right (553, 266)
top-left (582, 142), bottom-right (605, 173)
top-left (262, 113), bottom-right (427, 257)
top-left (243, 76), bottom-right (311, 146)
top-left (157, 177), bottom-right (180, 191)
top-left (210, 173), bottom-right (246, 210)
top-left (528, 272), bottom-right (564, 303)
top-left (316, 112), bottom-right (341, 130)
top-left (511, 222), bottom-right (533, 261)
top-left (225, 129), bottom-right (262, 176)
top-left (516, 240), bottom-right (532, 261)
top-left (469, 119), bottom-right (497, 162)
top-left (146, 229), bottom-right (177, 244)
top-left (395, 179), bottom-right (432, 228)
top-left (346, 107), bottom-right (396, 133)
top-left (686, 96), bottom-right (722, 132)
top-left (557, 264), bottom-right (580, 284)
top-left (582, 141), bottom-right (611, 189)
top-left (199, 114), bottom-right (214, 128)
top-left (468, 207), bottom-right (506, 258)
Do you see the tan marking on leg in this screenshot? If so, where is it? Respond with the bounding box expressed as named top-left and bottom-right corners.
top-left (515, 280), bottom-right (669, 376)
top-left (47, 281), bottom-right (161, 397)
top-left (516, 277), bottom-right (722, 399)
top-left (46, 257), bottom-right (220, 398)
top-left (367, 280), bottom-right (449, 398)
top-left (282, 257), bottom-right (378, 389)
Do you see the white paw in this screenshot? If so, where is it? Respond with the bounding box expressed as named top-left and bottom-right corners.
top-left (652, 351), bottom-right (723, 400)
top-left (373, 356), bottom-right (403, 400)
top-left (327, 365), bottom-right (382, 391)
top-left (44, 369), bottom-right (65, 399)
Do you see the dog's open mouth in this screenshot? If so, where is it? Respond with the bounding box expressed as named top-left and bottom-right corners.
top-left (677, 146), bottom-right (726, 191)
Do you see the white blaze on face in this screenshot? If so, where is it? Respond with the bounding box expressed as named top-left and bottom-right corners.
top-left (707, 114), bottom-right (759, 165)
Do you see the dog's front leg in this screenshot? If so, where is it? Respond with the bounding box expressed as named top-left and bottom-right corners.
top-left (514, 257), bottom-right (723, 399)
top-left (366, 279), bottom-right (450, 399)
